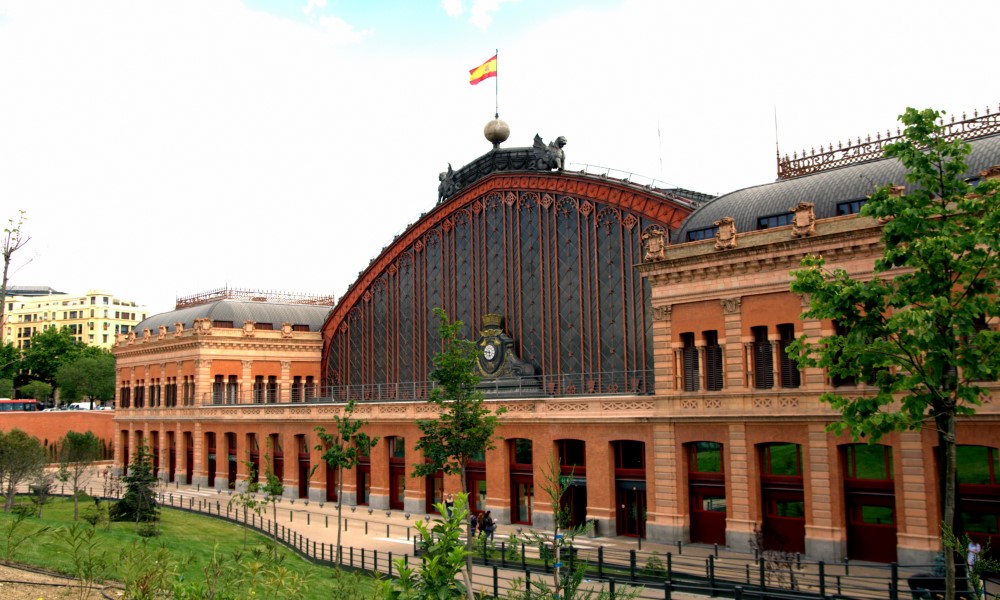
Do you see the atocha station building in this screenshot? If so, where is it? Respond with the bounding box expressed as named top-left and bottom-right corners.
top-left (113, 110), bottom-right (1000, 564)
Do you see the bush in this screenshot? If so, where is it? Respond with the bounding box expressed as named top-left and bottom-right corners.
top-left (640, 551), bottom-right (667, 578)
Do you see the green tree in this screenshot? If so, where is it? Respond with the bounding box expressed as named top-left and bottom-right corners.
top-left (18, 380), bottom-right (52, 404)
top-left (412, 307), bottom-right (506, 600)
top-left (55, 351), bottom-right (116, 406)
top-left (228, 459), bottom-right (264, 547)
top-left (110, 445), bottom-right (160, 527)
top-left (393, 493), bottom-right (472, 600)
top-left (0, 428), bottom-right (48, 511)
top-left (413, 308), bottom-right (506, 494)
top-left (789, 107), bottom-right (1000, 600)
top-left (21, 326), bottom-right (83, 392)
top-left (59, 431), bottom-right (103, 520)
top-left (260, 450), bottom-right (285, 561)
top-left (0, 341), bottom-right (19, 381)
top-left (1, 211), bottom-right (30, 345)
top-left (0, 378), bottom-right (12, 398)
top-left (314, 399), bottom-right (379, 565)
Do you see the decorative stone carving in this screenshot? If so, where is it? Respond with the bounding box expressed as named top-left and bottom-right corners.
top-left (281, 322), bottom-right (294, 338)
top-left (979, 165), bottom-right (1000, 181)
top-left (280, 361), bottom-right (291, 370)
top-left (714, 216), bottom-right (737, 250)
top-left (157, 325), bottom-right (167, 340)
top-left (173, 322), bottom-right (184, 337)
top-left (790, 202), bottom-right (816, 237)
top-left (242, 360), bottom-right (252, 369)
top-left (720, 297), bottom-right (741, 314)
top-left (641, 226), bottom-right (667, 262)
top-left (651, 305), bottom-right (672, 321)
top-left (141, 328), bottom-right (151, 343)
top-left (194, 318), bottom-right (212, 335)
top-left (243, 321), bottom-right (255, 337)
top-left (532, 134), bottom-right (567, 171)
top-left (127, 331), bottom-right (136, 345)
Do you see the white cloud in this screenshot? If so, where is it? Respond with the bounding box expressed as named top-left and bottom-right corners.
top-left (440, 0), bottom-right (464, 18)
top-left (318, 15), bottom-right (372, 43)
top-left (1, 0), bottom-right (999, 315)
top-left (303, 0), bottom-right (327, 16)
top-left (468, 0), bottom-right (516, 28)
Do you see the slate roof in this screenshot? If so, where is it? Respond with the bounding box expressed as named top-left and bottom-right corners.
top-left (673, 133), bottom-right (1000, 243)
top-left (135, 300), bottom-right (331, 333)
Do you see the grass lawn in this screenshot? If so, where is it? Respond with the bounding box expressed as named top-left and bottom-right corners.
top-left (0, 496), bottom-right (377, 598)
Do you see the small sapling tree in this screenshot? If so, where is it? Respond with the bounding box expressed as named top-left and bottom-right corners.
top-left (314, 398), bottom-right (378, 565)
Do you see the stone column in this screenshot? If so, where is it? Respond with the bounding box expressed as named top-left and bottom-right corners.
top-left (651, 305), bottom-right (672, 393)
top-left (191, 422), bottom-right (206, 487)
top-left (484, 440), bottom-right (511, 523)
top-left (367, 436), bottom-right (389, 509)
top-left (720, 298), bottom-right (744, 389)
top-left (805, 423), bottom-right (844, 561)
top-left (726, 422), bottom-right (754, 551)
top-left (649, 423), bottom-right (684, 543)
top-left (195, 359), bottom-right (212, 405)
top-left (896, 431), bottom-right (939, 563)
top-left (241, 360), bottom-right (253, 404)
top-left (280, 361), bottom-right (291, 403)
top-left (175, 426), bottom-right (188, 484)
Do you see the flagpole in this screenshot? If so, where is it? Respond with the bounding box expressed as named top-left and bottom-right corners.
top-left (494, 48), bottom-right (499, 118)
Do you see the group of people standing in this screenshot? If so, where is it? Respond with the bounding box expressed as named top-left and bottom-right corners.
top-left (443, 494), bottom-right (496, 541)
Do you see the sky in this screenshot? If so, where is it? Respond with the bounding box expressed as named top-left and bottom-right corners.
top-left (2, 0), bottom-right (999, 316)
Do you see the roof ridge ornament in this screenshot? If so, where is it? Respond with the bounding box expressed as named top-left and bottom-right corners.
top-left (777, 102), bottom-right (1000, 180)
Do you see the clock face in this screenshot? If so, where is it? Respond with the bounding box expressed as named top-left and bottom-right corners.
top-left (483, 344), bottom-right (497, 361)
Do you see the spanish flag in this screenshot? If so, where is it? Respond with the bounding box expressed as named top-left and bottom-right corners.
top-left (469, 54), bottom-right (497, 85)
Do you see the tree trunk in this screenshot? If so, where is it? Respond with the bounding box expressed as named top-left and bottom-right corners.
top-left (462, 464), bottom-right (474, 600)
top-left (336, 468), bottom-right (344, 565)
top-left (939, 409), bottom-right (958, 600)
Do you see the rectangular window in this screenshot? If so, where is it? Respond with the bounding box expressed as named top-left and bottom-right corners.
top-left (292, 324), bottom-right (310, 332)
top-left (266, 376), bottom-right (278, 403)
top-left (704, 330), bottom-right (723, 391)
top-left (226, 376), bottom-right (238, 403)
top-left (837, 199), bottom-right (867, 215)
top-left (757, 213), bottom-right (794, 229)
top-left (253, 376), bottom-right (265, 404)
top-left (845, 444), bottom-right (893, 480)
top-left (778, 324), bottom-right (801, 388)
top-left (512, 439), bottom-right (533, 465)
top-left (689, 442), bottom-right (723, 473)
top-left (751, 326), bottom-right (773, 389)
top-left (390, 437), bottom-right (406, 459)
top-left (291, 376), bottom-right (303, 402)
top-left (687, 226), bottom-right (719, 242)
top-left (762, 443), bottom-right (802, 476)
top-left (681, 332), bottom-right (699, 392)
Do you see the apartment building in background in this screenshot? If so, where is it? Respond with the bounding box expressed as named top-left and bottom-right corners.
top-left (3, 286), bottom-right (147, 350)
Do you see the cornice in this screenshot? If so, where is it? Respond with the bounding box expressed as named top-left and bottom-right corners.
top-left (640, 222), bottom-right (883, 287)
top-left (113, 335), bottom-right (322, 360)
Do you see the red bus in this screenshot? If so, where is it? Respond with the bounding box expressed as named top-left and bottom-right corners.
top-left (0, 398), bottom-right (42, 412)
